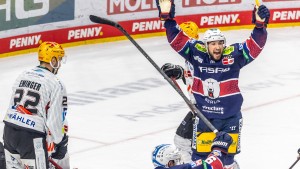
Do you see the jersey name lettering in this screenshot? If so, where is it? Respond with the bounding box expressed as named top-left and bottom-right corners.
top-left (19, 80), bottom-right (41, 91)
top-left (8, 113), bottom-right (36, 128)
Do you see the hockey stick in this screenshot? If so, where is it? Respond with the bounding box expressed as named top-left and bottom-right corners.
top-left (89, 15), bottom-right (218, 133)
top-left (49, 158), bottom-right (63, 169)
top-left (289, 148), bottom-right (300, 169)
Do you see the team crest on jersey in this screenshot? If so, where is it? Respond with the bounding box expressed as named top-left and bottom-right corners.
top-left (222, 56), bottom-right (234, 65)
top-left (203, 78), bottom-right (220, 99)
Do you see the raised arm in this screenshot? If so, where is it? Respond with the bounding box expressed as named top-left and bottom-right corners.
top-left (243, 5), bottom-right (270, 63)
top-left (156, 0), bottom-right (196, 62)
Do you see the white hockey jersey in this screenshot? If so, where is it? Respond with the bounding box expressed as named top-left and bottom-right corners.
top-left (4, 66), bottom-right (67, 144)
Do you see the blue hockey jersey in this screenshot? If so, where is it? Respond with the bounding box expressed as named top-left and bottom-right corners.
top-left (164, 20), bottom-right (267, 119)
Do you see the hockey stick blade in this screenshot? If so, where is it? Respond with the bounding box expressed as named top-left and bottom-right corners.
top-left (89, 15), bottom-right (118, 27)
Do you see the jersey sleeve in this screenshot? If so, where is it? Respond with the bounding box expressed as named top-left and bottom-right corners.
top-left (164, 19), bottom-right (196, 63)
top-left (46, 81), bottom-right (67, 144)
top-left (239, 26), bottom-right (268, 66)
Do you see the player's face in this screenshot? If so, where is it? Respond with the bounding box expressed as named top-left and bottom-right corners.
top-left (50, 57), bottom-right (62, 74)
top-left (207, 40), bottom-right (224, 61)
top-left (168, 160), bottom-right (175, 167)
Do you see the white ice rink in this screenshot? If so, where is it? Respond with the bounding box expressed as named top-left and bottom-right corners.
top-left (0, 26), bottom-right (300, 169)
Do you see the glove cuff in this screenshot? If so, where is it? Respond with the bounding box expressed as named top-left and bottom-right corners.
top-left (255, 20), bottom-right (267, 28)
top-left (159, 13), bottom-right (173, 21)
top-left (211, 147), bottom-right (228, 155)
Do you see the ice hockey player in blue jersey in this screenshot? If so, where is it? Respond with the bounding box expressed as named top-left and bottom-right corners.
top-left (152, 132), bottom-right (233, 169)
top-left (156, 0), bottom-right (270, 168)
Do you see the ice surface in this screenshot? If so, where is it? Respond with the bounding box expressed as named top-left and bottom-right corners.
top-left (0, 26), bottom-right (300, 169)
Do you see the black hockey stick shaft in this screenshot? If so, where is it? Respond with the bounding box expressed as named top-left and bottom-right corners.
top-left (289, 157), bottom-right (300, 169)
top-left (89, 15), bottom-right (218, 133)
top-left (289, 149), bottom-right (300, 169)
top-left (170, 77), bottom-right (195, 111)
top-left (49, 158), bottom-right (63, 169)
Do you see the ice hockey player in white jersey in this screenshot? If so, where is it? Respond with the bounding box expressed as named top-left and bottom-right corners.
top-left (3, 41), bottom-right (68, 169)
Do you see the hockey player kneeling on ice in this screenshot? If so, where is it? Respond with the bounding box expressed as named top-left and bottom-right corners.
top-left (2, 41), bottom-right (68, 169)
top-left (156, 0), bottom-right (270, 168)
top-left (152, 132), bottom-right (233, 169)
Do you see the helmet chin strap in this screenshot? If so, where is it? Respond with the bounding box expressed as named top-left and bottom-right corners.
top-left (50, 60), bottom-right (61, 75)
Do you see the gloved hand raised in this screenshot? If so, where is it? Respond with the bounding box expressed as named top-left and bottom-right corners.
top-left (211, 131), bottom-right (233, 154)
top-left (51, 135), bottom-right (68, 160)
top-left (252, 5), bottom-right (270, 28)
top-left (156, 0), bottom-right (175, 20)
top-left (161, 63), bottom-right (184, 80)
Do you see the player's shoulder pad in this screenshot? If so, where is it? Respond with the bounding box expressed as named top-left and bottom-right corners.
top-left (194, 42), bottom-right (207, 53)
top-left (222, 45), bottom-right (235, 55)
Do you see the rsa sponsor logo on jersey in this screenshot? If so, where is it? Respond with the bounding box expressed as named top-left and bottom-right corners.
top-left (272, 9), bottom-right (300, 22)
top-left (132, 20), bottom-right (164, 32)
top-left (200, 14), bottom-right (240, 26)
top-left (182, 0), bottom-right (241, 7)
top-left (107, 0), bottom-right (156, 15)
top-left (10, 34), bottom-right (42, 49)
top-left (0, 0), bottom-right (75, 31)
top-left (68, 26), bottom-right (103, 40)
top-left (199, 66), bottom-right (230, 73)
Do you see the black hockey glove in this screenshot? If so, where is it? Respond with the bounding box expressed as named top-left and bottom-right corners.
top-left (211, 131), bottom-right (233, 154)
top-left (252, 5), bottom-right (270, 28)
top-left (161, 63), bottom-right (184, 80)
top-left (51, 135), bottom-right (68, 160)
top-left (156, 0), bottom-right (175, 20)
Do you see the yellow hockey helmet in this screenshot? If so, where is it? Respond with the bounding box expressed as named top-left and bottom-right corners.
top-left (38, 41), bottom-right (65, 64)
top-left (179, 21), bottom-right (200, 40)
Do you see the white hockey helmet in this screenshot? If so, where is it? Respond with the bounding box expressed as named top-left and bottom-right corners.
top-left (152, 144), bottom-right (182, 168)
top-left (203, 28), bottom-right (226, 46)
